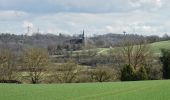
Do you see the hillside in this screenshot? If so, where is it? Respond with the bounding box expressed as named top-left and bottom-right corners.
top-left (0, 33), bottom-right (163, 53)
top-left (0, 80), bottom-right (170, 100)
top-left (150, 40), bottom-right (170, 54)
top-left (93, 40), bottom-right (170, 55)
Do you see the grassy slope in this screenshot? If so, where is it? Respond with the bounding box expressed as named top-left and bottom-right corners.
top-left (0, 80), bottom-right (170, 100)
top-left (150, 40), bottom-right (170, 54)
top-left (96, 40), bottom-right (170, 55)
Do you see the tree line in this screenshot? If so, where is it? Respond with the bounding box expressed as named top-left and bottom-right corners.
top-left (0, 36), bottom-right (170, 84)
top-left (0, 33), bottom-right (169, 55)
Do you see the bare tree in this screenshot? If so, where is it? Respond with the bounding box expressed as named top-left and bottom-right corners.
top-left (89, 65), bottom-right (116, 82)
top-left (0, 49), bottom-right (17, 80)
top-left (119, 35), bottom-right (151, 69)
top-left (52, 60), bottom-right (79, 83)
top-left (22, 48), bottom-right (49, 84)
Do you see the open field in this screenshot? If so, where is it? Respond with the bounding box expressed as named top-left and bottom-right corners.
top-left (150, 40), bottom-right (170, 53)
top-left (95, 40), bottom-right (170, 55)
top-left (0, 80), bottom-right (170, 100)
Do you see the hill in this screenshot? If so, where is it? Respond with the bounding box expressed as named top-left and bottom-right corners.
top-left (0, 33), bottom-right (163, 53)
top-left (150, 40), bottom-right (170, 54)
top-left (0, 80), bottom-right (170, 100)
top-left (93, 40), bottom-right (170, 55)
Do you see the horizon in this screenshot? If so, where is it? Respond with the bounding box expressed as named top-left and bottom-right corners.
top-left (0, 0), bottom-right (170, 36)
top-left (0, 31), bottom-right (168, 38)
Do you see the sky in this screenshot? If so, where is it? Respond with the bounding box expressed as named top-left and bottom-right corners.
top-left (0, 0), bottom-right (170, 36)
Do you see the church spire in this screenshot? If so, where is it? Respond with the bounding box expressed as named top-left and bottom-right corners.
top-left (82, 30), bottom-right (85, 40)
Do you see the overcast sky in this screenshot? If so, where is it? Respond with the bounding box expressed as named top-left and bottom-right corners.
top-left (0, 0), bottom-right (170, 36)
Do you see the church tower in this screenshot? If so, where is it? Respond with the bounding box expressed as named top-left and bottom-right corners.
top-left (82, 30), bottom-right (85, 47)
top-left (82, 30), bottom-right (85, 41)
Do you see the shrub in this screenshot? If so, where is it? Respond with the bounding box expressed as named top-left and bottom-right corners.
top-left (89, 66), bottom-right (116, 82)
top-left (51, 60), bottom-right (79, 83)
top-left (121, 65), bottom-right (136, 81)
top-left (160, 49), bottom-right (170, 79)
top-left (137, 66), bottom-right (148, 80)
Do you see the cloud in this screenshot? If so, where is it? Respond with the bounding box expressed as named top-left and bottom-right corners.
top-left (0, 0), bottom-right (166, 13)
top-left (128, 0), bottom-right (165, 12)
top-left (129, 0), bottom-right (163, 7)
top-left (0, 10), bottom-right (28, 21)
top-left (0, 9), bottom-right (168, 36)
top-left (26, 11), bottom-right (166, 36)
top-left (0, 0), bottom-right (170, 36)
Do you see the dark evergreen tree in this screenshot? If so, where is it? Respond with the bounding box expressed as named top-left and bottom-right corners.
top-left (137, 66), bottom-right (148, 80)
top-left (160, 49), bottom-right (170, 79)
top-left (121, 65), bottom-right (136, 81)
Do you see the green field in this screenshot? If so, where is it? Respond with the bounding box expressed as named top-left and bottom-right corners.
top-left (0, 80), bottom-right (170, 100)
top-left (96, 40), bottom-right (170, 55)
top-left (150, 40), bottom-right (170, 54)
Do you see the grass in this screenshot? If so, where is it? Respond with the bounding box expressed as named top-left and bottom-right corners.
top-left (52, 40), bottom-right (170, 58)
top-left (150, 40), bottom-right (170, 54)
top-left (0, 80), bottom-right (170, 100)
top-left (96, 40), bottom-right (170, 55)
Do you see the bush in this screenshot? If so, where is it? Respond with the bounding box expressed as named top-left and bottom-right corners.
top-left (146, 65), bottom-right (162, 80)
top-left (121, 65), bottom-right (136, 81)
top-left (160, 49), bottom-right (170, 79)
top-left (51, 60), bottom-right (79, 83)
top-left (89, 66), bottom-right (116, 82)
top-left (137, 66), bottom-right (148, 80)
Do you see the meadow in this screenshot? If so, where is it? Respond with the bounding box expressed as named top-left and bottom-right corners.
top-left (96, 40), bottom-right (170, 55)
top-left (0, 80), bottom-right (170, 100)
top-left (150, 40), bottom-right (170, 54)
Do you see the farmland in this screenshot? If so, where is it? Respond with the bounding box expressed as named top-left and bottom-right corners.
top-left (94, 40), bottom-right (170, 55)
top-left (150, 40), bottom-right (170, 54)
top-left (1, 0), bottom-right (170, 99)
top-left (0, 80), bottom-right (170, 100)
